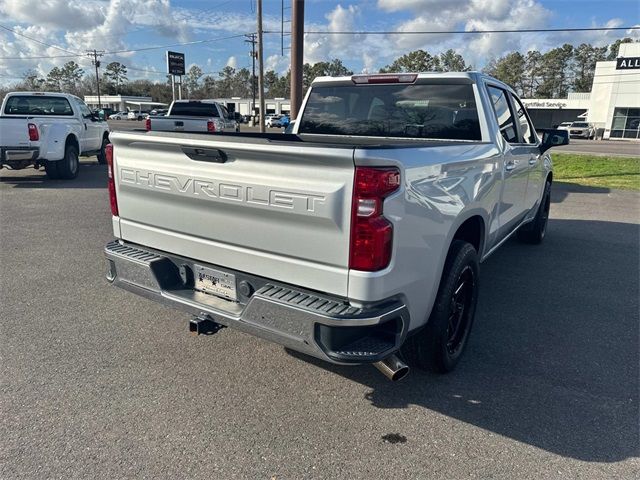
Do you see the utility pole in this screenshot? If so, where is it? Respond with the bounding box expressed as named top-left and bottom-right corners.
top-left (257, 0), bottom-right (266, 132)
top-left (86, 49), bottom-right (104, 109)
top-left (290, 0), bottom-right (304, 119)
top-left (244, 33), bottom-right (257, 123)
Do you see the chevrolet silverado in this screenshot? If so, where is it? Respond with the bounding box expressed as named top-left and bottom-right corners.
top-left (145, 99), bottom-right (239, 134)
top-left (104, 73), bottom-right (568, 381)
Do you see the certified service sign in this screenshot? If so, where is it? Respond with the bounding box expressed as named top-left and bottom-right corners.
top-left (616, 56), bottom-right (640, 70)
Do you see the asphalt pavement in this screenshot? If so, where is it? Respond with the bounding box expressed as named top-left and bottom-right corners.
top-left (1, 160), bottom-right (639, 479)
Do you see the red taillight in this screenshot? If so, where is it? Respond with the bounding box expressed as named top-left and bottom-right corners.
top-left (28, 123), bottom-right (39, 141)
top-left (145, 118), bottom-right (151, 131)
top-left (207, 120), bottom-right (216, 133)
top-left (349, 167), bottom-right (400, 271)
top-left (105, 143), bottom-right (118, 216)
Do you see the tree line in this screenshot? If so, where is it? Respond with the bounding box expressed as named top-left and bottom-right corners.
top-left (1, 38), bottom-right (635, 104)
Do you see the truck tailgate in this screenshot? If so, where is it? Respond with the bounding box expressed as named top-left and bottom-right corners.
top-left (0, 118), bottom-right (29, 146)
top-left (149, 117), bottom-right (208, 132)
top-left (110, 132), bottom-right (355, 296)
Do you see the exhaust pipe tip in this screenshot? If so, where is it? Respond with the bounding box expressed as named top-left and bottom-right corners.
top-left (373, 354), bottom-right (410, 382)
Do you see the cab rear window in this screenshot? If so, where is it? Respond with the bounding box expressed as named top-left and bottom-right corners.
top-left (299, 83), bottom-right (481, 140)
top-left (4, 95), bottom-right (73, 116)
top-left (170, 102), bottom-right (219, 117)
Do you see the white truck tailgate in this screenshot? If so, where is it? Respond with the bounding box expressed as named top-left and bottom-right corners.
top-left (110, 132), bottom-right (355, 296)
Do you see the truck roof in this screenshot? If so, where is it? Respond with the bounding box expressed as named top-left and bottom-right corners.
top-left (310, 71), bottom-right (516, 95)
top-left (5, 91), bottom-right (80, 99)
top-left (171, 99), bottom-right (221, 104)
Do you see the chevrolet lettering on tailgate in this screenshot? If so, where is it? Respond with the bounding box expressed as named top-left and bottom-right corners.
top-left (120, 167), bottom-right (327, 213)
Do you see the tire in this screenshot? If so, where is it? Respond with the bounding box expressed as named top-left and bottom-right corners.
top-left (517, 181), bottom-right (551, 244)
top-left (56, 144), bottom-right (80, 180)
top-left (401, 240), bottom-right (479, 373)
top-left (96, 136), bottom-right (109, 164)
top-left (44, 160), bottom-right (60, 179)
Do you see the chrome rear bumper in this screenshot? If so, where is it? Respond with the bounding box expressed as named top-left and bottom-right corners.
top-left (105, 240), bottom-right (409, 364)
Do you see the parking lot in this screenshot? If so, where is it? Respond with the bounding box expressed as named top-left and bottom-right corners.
top-left (1, 156), bottom-right (638, 479)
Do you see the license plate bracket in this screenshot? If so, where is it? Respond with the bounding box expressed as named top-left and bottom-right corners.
top-left (194, 265), bottom-right (237, 301)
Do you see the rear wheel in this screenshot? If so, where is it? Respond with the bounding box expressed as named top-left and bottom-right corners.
top-left (517, 181), bottom-right (551, 244)
top-left (402, 240), bottom-right (479, 373)
top-left (55, 144), bottom-right (79, 180)
top-left (44, 160), bottom-right (60, 179)
top-left (96, 136), bottom-right (109, 164)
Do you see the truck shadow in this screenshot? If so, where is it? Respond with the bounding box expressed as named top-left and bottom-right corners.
top-left (288, 218), bottom-right (639, 463)
top-left (551, 182), bottom-right (611, 203)
top-left (0, 161), bottom-right (106, 189)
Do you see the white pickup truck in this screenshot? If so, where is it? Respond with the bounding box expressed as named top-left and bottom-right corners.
top-left (145, 99), bottom-right (239, 134)
top-left (0, 92), bottom-right (110, 179)
top-left (104, 73), bottom-right (569, 381)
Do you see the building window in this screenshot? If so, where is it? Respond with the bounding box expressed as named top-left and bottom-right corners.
top-left (611, 108), bottom-right (640, 139)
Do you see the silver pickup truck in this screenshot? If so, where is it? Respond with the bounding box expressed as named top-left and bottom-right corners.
top-left (146, 99), bottom-right (239, 134)
top-left (104, 72), bottom-right (568, 381)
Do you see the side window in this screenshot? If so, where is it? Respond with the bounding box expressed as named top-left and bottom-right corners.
top-left (487, 86), bottom-right (518, 144)
top-left (220, 105), bottom-right (230, 119)
top-left (511, 94), bottom-right (536, 144)
top-left (75, 99), bottom-right (92, 118)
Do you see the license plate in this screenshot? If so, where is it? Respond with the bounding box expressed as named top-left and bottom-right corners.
top-left (194, 265), bottom-right (237, 301)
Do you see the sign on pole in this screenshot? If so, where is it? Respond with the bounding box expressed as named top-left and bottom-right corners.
top-left (166, 51), bottom-right (185, 75)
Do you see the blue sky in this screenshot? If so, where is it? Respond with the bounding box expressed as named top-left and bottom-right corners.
top-left (0, 0), bottom-right (638, 84)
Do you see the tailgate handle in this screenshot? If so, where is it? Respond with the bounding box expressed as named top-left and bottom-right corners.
top-left (174, 121), bottom-right (184, 127)
top-left (181, 146), bottom-right (228, 163)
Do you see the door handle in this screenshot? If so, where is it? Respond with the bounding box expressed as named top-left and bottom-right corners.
top-left (505, 161), bottom-right (516, 172)
top-left (529, 157), bottom-right (538, 166)
top-left (181, 146), bottom-right (228, 163)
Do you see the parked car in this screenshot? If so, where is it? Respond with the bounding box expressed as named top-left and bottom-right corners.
top-left (109, 111), bottom-right (128, 120)
top-left (149, 109), bottom-right (168, 116)
top-left (0, 92), bottom-right (110, 178)
top-left (127, 110), bottom-right (149, 121)
top-left (557, 122), bottom-right (573, 131)
top-left (145, 100), bottom-right (239, 133)
top-left (104, 72), bottom-right (568, 382)
top-left (568, 122), bottom-right (595, 139)
top-left (265, 115), bottom-right (283, 128)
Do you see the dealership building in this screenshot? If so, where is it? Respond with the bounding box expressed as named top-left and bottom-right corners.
top-left (522, 42), bottom-right (640, 140)
top-left (213, 97), bottom-right (291, 116)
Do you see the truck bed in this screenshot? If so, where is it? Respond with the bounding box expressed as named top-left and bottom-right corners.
top-left (135, 129), bottom-right (485, 148)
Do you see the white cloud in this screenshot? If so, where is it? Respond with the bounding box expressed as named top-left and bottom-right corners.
top-left (0, 0), bottom-right (191, 82)
top-left (226, 55), bottom-right (237, 69)
top-left (304, 4), bottom-right (369, 64)
top-left (265, 53), bottom-right (290, 74)
top-left (0, 0), bottom-right (104, 31)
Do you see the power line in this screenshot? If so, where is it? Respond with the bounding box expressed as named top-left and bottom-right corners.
top-left (266, 26), bottom-right (640, 35)
top-left (0, 23), bottom-right (80, 56)
top-left (0, 33), bottom-right (250, 60)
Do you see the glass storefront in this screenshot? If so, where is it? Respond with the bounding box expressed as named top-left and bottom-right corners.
top-left (610, 108), bottom-right (640, 139)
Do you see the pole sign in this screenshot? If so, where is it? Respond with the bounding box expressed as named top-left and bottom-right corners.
top-left (166, 51), bottom-right (185, 75)
top-left (616, 56), bottom-right (640, 70)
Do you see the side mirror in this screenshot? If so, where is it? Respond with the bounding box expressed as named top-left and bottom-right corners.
top-left (539, 129), bottom-right (569, 153)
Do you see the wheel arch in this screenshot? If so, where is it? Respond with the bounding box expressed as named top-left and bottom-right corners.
top-left (65, 133), bottom-right (79, 152)
top-left (450, 212), bottom-right (487, 257)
